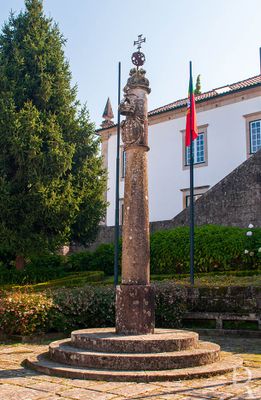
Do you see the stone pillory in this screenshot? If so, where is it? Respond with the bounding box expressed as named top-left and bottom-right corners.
top-left (115, 38), bottom-right (155, 335)
top-left (24, 37), bottom-right (243, 382)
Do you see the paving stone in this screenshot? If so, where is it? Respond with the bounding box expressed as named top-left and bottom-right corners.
top-left (28, 381), bottom-right (70, 393)
top-left (0, 383), bottom-right (50, 400)
top-left (62, 378), bottom-right (104, 388)
top-left (39, 397), bottom-right (69, 400)
top-left (31, 375), bottom-right (68, 384)
top-left (57, 387), bottom-right (118, 399)
top-left (76, 381), bottom-right (132, 392)
top-left (0, 377), bottom-right (36, 385)
top-left (151, 380), bottom-right (187, 389)
top-left (158, 396), bottom-right (207, 400)
top-left (109, 382), bottom-right (159, 397)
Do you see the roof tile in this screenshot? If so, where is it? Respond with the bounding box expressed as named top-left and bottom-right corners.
top-left (97, 75), bottom-right (261, 132)
top-left (149, 75), bottom-right (261, 116)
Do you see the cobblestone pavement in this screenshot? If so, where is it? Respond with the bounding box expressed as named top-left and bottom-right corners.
top-left (0, 336), bottom-right (260, 400)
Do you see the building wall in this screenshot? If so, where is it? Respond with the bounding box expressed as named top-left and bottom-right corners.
top-left (105, 94), bottom-right (261, 226)
top-left (171, 148), bottom-right (261, 228)
top-left (82, 148), bottom-right (260, 251)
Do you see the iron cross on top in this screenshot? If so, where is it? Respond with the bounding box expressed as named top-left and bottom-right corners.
top-left (134, 34), bottom-right (146, 52)
top-left (132, 34), bottom-right (146, 67)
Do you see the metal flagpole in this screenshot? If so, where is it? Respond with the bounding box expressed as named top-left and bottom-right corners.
top-left (189, 61), bottom-right (195, 285)
top-left (114, 62), bottom-right (121, 287)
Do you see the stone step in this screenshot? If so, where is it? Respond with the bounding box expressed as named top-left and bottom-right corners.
top-left (49, 339), bottom-right (220, 371)
top-left (24, 353), bottom-right (243, 382)
top-left (71, 328), bottom-right (199, 353)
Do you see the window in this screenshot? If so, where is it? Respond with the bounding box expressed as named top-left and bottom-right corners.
top-left (120, 146), bottom-right (126, 179)
top-left (249, 120), bottom-right (261, 154)
top-left (244, 112), bottom-right (261, 157)
top-left (119, 199), bottom-right (124, 225)
top-left (182, 124), bottom-right (208, 169)
top-left (185, 132), bottom-right (205, 165)
top-left (185, 193), bottom-right (203, 208)
top-left (180, 186), bottom-right (210, 209)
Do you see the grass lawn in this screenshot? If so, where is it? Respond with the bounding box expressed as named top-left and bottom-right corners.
top-left (0, 270), bottom-right (260, 292)
top-left (167, 273), bottom-right (261, 287)
top-left (103, 272), bottom-right (261, 287)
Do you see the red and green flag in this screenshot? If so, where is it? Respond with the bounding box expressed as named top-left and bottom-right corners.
top-left (185, 74), bottom-right (198, 147)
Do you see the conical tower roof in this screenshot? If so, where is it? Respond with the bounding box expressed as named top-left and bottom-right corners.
top-left (101, 97), bottom-right (114, 128)
top-left (102, 97), bottom-right (114, 120)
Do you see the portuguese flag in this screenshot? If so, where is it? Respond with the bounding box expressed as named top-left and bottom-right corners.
top-left (185, 73), bottom-right (198, 147)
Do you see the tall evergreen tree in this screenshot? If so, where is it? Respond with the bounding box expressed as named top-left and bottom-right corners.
top-left (194, 74), bottom-right (202, 95)
top-left (0, 0), bottom-right (106, 269)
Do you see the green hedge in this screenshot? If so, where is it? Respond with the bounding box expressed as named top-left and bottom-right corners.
top-left (2, 271), bottom-right (104, 292)
top-left (0, 255), bottom-right (68, 285)
top-left (0, 225), bottom-right (260, 285)
top-left (150, 225), bottom-right (261, 274)
top-left (0, 283), bottom-right (187, 336)
top-left (0, 245), bottom-right (116, 285)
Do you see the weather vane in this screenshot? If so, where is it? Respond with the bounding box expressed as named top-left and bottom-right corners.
top-left (131, 34), bottom-right (146, 68)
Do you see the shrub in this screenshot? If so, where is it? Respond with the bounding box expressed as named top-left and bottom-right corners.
top-left (244, 224), bottom-right (261, 264)
top-left (51, 285), bottom-right (115, 332)
top-left (66, 251), bottom-right (93, 272)
top-left (150, 225), bottom-right (261, 274)
top-left (90, 244), bottom-right (115, 275)
top-left (0, 291), bottom-right (60, 335)
top-left (0, 255), bottom-right (67, 285)
top-left (153, 282), bottom-right (187, 328)
top-left (0, 244), bottom-right (116, 286)
top-left (0, 282), bottom-right (189, 336)
top-left (1, 225), bottom-right (259, 286)
top-left (0, 285), bottom-right (115, 336)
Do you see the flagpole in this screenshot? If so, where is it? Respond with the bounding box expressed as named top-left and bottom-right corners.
top-left (114, 61), bottom-right (121, 287)
top-left (189, 61), bottom-right (195, 285)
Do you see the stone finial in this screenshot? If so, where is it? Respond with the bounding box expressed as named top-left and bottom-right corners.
top-left (125, 68), bottom-right (151, 93)
top-left (101, 97), bottom-right (114, 128)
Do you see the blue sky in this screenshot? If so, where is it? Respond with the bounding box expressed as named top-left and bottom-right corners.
top-left (1, 0), bottom-right (261, 127)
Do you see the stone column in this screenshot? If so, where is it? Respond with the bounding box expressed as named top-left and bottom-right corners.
top-left (116, 68), bottom-right (155, 335)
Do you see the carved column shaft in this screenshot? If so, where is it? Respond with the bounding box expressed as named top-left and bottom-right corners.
top-left (121, 145), bottom-right (149, 284)
top-left (115, 68), bottom-right (154, 335)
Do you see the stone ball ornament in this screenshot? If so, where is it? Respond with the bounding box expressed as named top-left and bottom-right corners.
top-left (131, 51), bottom-right (146, 67)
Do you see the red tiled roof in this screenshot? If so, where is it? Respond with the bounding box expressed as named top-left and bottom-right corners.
top-left (149, 74), bottom-right (261, 116)
top-left (97, 74), bottom-right (261, 131)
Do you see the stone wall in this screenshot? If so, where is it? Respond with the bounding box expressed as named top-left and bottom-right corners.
top-left (78, 221), bottom-right (174, 251)
top-left (170, 148), bottom-right (261, 228)
top-left (185, 286), bottom-right (260, 314)
top-left (75, 149), bottom-right (261, 251)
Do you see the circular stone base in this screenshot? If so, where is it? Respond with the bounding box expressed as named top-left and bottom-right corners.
top-left (71, 328), bottom-right (199, 353)
top-left (49, 339), bottom-right (220, 371)
top-left (23, 328), bottom-right (243, 382)
top-left (24, 353), bottom-right (243, 382)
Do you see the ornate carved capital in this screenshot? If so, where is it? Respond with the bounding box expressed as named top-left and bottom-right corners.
top-left (119, 67), bottom-right (150, 149)
top-left (126, 68), bottom-right (151, 93)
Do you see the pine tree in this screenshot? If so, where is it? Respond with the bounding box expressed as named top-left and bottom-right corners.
top-left (0, 0), bottom-right (106, 269)
top-left (194, 74), bottom-right (202, 95)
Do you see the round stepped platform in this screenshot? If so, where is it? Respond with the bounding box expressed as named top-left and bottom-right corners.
top-left (71, 328), bottom-right (198, 353)
top-left (49, 339), bottom-right (220, 370)
top-left (24, 328), bottom-right (243, 382)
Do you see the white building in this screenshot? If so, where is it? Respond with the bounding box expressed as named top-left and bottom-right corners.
top-left (98, 75), bottom-right (261, 226)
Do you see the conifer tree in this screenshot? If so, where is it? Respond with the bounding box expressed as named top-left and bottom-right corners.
top-left (194, 74), bottom-right (202, 95)
top-left (0, 0), bottom-right (106, 269)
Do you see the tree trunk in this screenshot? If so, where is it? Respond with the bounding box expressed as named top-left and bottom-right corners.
top-left (15, 255), bottom-right (25, 270)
